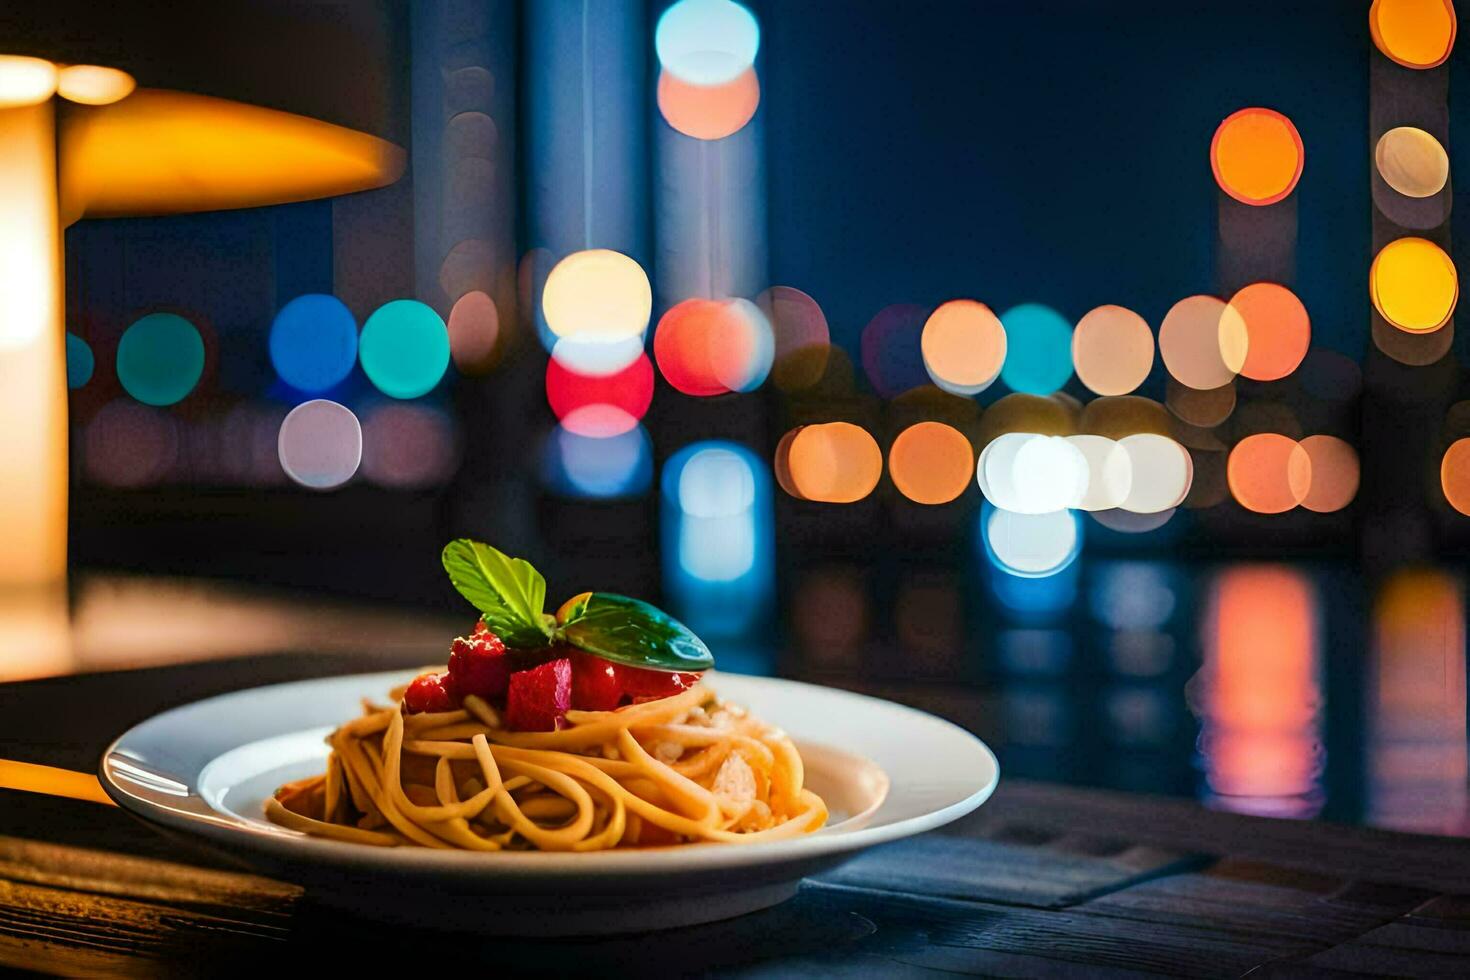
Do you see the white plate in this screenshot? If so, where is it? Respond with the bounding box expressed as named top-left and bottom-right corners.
top-left (101, 670), bottom-right (998, 935)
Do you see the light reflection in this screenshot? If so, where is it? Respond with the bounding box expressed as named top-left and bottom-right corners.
top-left (359, 403), bottom-right (459, 489)
top-left (541, 422), bottom-right (652, 499)
top-left (982, 503), bottom-right (1082, 579)
top-left (1369, 568), bottom-right (1470, 834)
top-left (1192, 566), bottom-right (1324, 818)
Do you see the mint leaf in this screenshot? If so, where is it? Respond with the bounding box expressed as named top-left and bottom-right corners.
top-left (441, 539), bottom-right (552, 648)
top-left (559, 593), bottom-right (714, 672)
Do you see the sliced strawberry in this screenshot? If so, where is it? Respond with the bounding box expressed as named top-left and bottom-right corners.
top-left (404, 671), bottom-right (457, 714)
top-left (506, 657), bottom-right (572, 731)
top-left (617, 665), bottom-right (703, 703)
top-left (568, 651), bottom-right (623, 711)
top-left (447, 630), bottom-right (511, 700)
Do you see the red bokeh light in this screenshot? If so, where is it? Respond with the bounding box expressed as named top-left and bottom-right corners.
top-left (545, 352), bottom-right (654, 437)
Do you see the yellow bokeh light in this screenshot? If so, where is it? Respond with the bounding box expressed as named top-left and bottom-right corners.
top-left (788, 422), bottom-right (882, 504)
top-left (1376, 126), bottom-right (1449, 198)
top-left (920, 299), bottom-right (1006, 395)
top-left (1371, 0), bottom-right (1457, 69)
top-left (0, 55), bottom-right (57, 109)
top-left (888, 421), bottom-right (973, 505)
top-left (56, 64), bottom-right (135, 106)
top-left (541, 249), bottom-right (652, 342)
top-left (1370, 237), bottom-right (1458, 333)
top-left (1210, 108), bottom-right (1304, 207)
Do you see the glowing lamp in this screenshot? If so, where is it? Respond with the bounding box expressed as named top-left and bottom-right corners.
top-left (1370, 0), bottom-right (1457, 69)
top-left (655, 0), bottom-right (761, 86)
top-left (55, 65), bottom-right (135, 106)
top-left (0, 55), bottom-right (57, 108)
top-left (541, 249), bottom-right (652, 343)
top-left (1210, 108), bottom-right (1304, 206)
top-left (1376, 127), bottom-right (1450, 198)
top-left (1371, 237), bottom-right (1458, 333)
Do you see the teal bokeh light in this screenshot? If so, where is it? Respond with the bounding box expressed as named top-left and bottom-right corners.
top-left (655, 0), bottom-right (760, 86)
top-left (65, 333), bottom-right (94, 389)
top-left (116, 313), bottom-right (205, 406)
top-left (359, 300), bottom-right (450, 399)
top-left (999, 303), bottom-right (1073, 395)
top-left (270, 294), bottom-right (358, 393)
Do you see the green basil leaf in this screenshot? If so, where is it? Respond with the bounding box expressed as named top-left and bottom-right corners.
top-left (440, 539), bottom-right (552, 648)
top-left (559, 593), bottom-right (714, 672)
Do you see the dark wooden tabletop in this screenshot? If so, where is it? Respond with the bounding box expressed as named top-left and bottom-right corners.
top-left (2, 653), bottom-right (1469, 978)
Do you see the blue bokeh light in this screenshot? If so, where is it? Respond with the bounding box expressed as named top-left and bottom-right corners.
top-left (999, 303), bottom-right (1073, 395)
top-left (65, 332), bottom-right (94, 389)
top-left (542, 424), bottom-right (653, 499)
top-left (980, 501), bottom-right (1083, 579)
top-left (655, 0), bottom-right (760, 87)
top-left (269, 294), bottom-right (358, 394)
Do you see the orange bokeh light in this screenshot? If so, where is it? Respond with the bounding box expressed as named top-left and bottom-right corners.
top-left (1371, 0), bottom-right (1457, 69)
top-left (1226, 282), bottom-right (1310, 382)
top-left (1159, 295), bottom-right (1246, 391)
top-left (787, 422), bottom-right (882, 504)
top-left (920, 300), bottom-right (1006, 395)
top-left (1210, 108), bottom-right (1304, 207)
top-left (653, 297), bottom-right (770, 397)
top-left (657, 68), bottom-right (760, 141)
top-left (1441, 438), bottom-right (1470, 516)
top-left (1299, 435), bottom-right (1359, 513)
top-left (1228, 433), bottom-right (1311, 514)
top-left (1072, 304), bottom-right (1153, 396)
top-left (888, 421), bottom-right (974, 505)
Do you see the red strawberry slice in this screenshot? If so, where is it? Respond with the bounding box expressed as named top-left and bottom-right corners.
top-left (506, 657), bottom-right (572, 731)
top-left (447, 630), bottom-right (511, 700)
top-left (568, 651), bottom-right (624, 711)
top-left (617, 664), bottom-right (703, 703)
top-left (404, 671), bottom-right (457, 713)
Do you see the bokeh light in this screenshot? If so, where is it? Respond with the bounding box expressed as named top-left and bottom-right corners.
top-left (1299, 435), bottom-right (1359, 514)
top-left (1376, 127), bottom-right (1450, 198)
top-left (758, 285), bottom-right (830, 391)
top-left (655, 0), bottom-right (760, 86)
top-left (1072, 305), bottom-right (1152, 396)
top-left (55, 64), bottom-right (135, 106)
top-left (889, 421), bottom-right (973, 505)
top-left (1370, 0), bottom-right (1457, 69)
top-left (1092, 508), bottom-right (1176, 535)
top-left (1167, 379), bottom-right (1236, 428)
top-left (1160, 294), bottom-right (1246, 390)
top-left (83, 400), bottom-right (178, 488)
top-left (786, 422), bottom-right (882, 503)
top-left (1225, 283), bottom-right (1310, 382)
top-left (276, 399), bottom-right (362, 490)
top-left (447, 290), bottom-right (501, 375)
top-left (669, 443), bottom-right (759, 582)
top-left (116, 312), bottom-right (205, 407)
top-left (983, 504), bottom-right (1082, 579)
top-left (269, 294), bottom-right (358, 393)
top-left (1066, 434), bottom-right (1132, 511)
top-left (546, 352), bottom-right (654, 437)
top-left (1227, 433), bottom-right (1311, 514)
top-left (543, 423), bottom-right (653, 499)
top-left (65, 333), bottom-right (94, 389)
top-left (541, 249), bottom-right (652, 343)
top-left (1370, 237), bottom-right (1458, 333)
top-left (1118, 434), bottom-right (1193, 514)
top-left (861, 304), bottom-right (930, 398)
top-left (654, 297), bottom-right (773, 396)
top-left (921, 299), bottom-right (1006, 396)
top-left (1210, 107), bottom-right (1304, 206)
top-left (0, 55), bottom-right (57, 108)
top-left (360, 403), bottom-right (459, 489)
top-left (359, 299), bottom-right (450, 399)
top-left (657, 68), bottom-right (759, 141)
top-left (979, 433), bottom-right (1087, 514)
top-left (999, 303), bottom-right (1073, 395)
top-left (1442, 438), bottom-right (1470, 515)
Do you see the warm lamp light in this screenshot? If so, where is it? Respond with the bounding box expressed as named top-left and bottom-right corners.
top-left (56, 64), bottom-right (135, 106)
top-left (0, 55), bottom-right (57, 108)
top-left (1370, 237), bottom-right (1458, 333)
top-left (1210, 107), bottom-right (1303, 206)
top-left (921, 299), bottom-right (1006, 396)
top-left (1370, 0), bottom-right (1457, 69)
top-left (541, 249), bottom-right (652, 343)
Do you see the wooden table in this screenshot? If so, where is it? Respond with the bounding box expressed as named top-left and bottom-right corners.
top-left (3, 654), bottom-right (1469, 977)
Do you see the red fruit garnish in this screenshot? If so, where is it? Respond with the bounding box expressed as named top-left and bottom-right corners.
top-left (447, 629), bottom-right (511, 699)
top-left (404, 672), bottom-right (457, 714)
top-left (617, 665), bottom-right (703, 703)
top-left (506, 657), bottom-right (572, 731)
top-left (474, 618), bottom-right (489, 634)
top-left (569, 651), bottom-right (623, 711)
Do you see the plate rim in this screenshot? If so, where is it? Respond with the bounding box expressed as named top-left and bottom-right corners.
top-left (100, 669), bottom-right (1000, 878)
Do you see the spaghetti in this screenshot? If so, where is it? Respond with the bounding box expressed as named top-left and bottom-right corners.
top-left (267, 678), bottom-right (828, 851)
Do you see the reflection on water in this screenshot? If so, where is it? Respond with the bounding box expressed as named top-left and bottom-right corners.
top-left (778, 553), bottom-right (1470, 837)
top-left (1190, 566), bottom-right (1325, 819)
